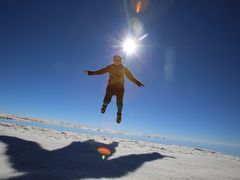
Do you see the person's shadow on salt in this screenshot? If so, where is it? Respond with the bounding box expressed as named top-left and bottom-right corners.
top-left (0, 135), bottom-right (175, 179)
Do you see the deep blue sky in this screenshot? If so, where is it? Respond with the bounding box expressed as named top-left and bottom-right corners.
top-left (0, 0), bottom-right (240, 145)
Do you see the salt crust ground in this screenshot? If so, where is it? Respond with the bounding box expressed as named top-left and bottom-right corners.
top-left (0, 122), bottom-right (240, 180)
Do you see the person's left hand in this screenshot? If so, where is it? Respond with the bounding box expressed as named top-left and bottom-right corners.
top-left (137, 81), bottom-right (144, 87)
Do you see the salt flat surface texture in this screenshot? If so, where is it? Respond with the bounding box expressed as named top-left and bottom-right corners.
top-left (0, 122), bottom-right (240, 180)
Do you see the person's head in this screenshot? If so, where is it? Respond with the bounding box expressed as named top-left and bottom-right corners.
top-left (113, 55), bottom-right (122, 66)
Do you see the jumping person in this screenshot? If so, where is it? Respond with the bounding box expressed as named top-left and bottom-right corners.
top-left (85, 55), bottom-right (144, 124)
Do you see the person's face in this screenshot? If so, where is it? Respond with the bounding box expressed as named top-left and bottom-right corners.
top-left (114, 57), bottom-right (122, 66)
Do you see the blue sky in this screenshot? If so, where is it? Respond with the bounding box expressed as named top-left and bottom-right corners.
top-left (0, 0), bottom-right (240, 145)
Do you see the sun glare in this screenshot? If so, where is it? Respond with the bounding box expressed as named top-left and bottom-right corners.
top-left (123, 39), bottom-right (137, 54)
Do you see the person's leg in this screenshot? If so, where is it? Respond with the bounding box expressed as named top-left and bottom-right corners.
top-left (116, 87), bottom-right (124, 123)
top-left (102, 85), bottom-right (113, 113)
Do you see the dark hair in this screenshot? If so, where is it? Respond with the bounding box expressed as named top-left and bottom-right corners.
top-left (113, 55), bottom-right (122, 61)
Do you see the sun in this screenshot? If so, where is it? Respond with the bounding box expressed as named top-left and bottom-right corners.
top-left (122, 38), bottom-right (137, 54)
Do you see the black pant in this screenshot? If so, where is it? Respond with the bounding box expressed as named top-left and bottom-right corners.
top-left (103, 85), bottom-right (124, 115)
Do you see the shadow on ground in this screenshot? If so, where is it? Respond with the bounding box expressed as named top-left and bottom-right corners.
top-left (0, 135), bottom-right (175, 179)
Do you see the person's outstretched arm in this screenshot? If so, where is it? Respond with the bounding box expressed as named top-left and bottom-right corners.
top-left (124, 68), bottom-right (144, 87)
top-left (85, 65), bottom-right (109, 75)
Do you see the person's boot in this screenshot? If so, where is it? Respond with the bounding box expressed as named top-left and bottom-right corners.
top-left (116, 113), bottom-right (122, 124)
top-left (101, 104), bottom-right (107, 113)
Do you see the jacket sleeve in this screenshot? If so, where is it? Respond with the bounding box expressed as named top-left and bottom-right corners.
top-left (124, 67), bottom-right (142, 86)
top-left (88, 65), bottom-right (110, 75)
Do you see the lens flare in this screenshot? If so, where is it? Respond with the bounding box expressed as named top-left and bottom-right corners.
top-left (97, 147), bottom-right (111, 160)
top-left (102, 155), bottom-right (106, 160)
top-left (136, 1), bottom-right (142, 13)
top-left (97, 147), bottom-right (111, 155)
top-left (130, 17), bottom-right (143, 35)
top-left (139, 34), bottom-right (148, 41)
